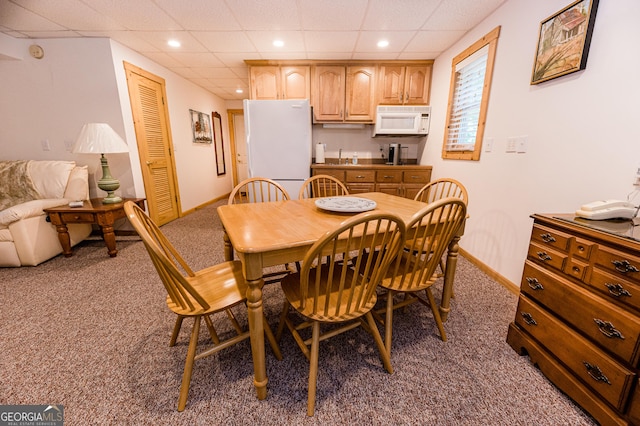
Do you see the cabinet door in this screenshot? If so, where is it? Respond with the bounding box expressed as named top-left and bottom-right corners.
top-left (281, 66), bottom-right (310, 99)
top-left (345, 66), bottom-right (376, 122)
top-left (250, 66), bottom-right (280, 100)
top-left (404, 65), bottom-right (431, 104)
top-left (376, 183), bottom-right (402, 197)
top-left (312, 66), bottom-right (345, 121)
top-left (377, 65), bottom-right (405, 105)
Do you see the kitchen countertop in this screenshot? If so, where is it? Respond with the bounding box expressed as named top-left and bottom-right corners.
top-left (311, 163), bottom-right (428, 169)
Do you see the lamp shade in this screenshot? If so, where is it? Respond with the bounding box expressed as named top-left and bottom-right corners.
top-left (72, 123), bottom-right (129, 154)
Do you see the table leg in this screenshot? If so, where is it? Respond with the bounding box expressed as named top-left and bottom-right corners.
top-left (223, 230), bottom-right (234, 261)
top-left (100, 224), bottom-right (118, 257)
top-left (243, 254), bottom-right (268, 400)
top-left (54, 223), bottom-right (73, 257)
top-left (440, 234), bottom-right (460, 322)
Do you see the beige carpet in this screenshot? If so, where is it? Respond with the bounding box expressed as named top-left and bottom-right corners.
top-left (0, 200), bottom-right (596, 425)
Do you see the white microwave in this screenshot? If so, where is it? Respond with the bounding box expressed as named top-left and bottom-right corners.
top-left (372, 105), bottom-right (431, 137)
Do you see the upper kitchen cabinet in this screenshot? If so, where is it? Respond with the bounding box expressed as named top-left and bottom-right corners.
top-left (312, 65), bottom-right (376, 123)
top-left (377, 62), bottom-right (433, 105)
top-left (249, 65), bottom-right (310, 100)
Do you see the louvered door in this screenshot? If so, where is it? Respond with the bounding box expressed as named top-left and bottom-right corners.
top-left (124, 62), bottom-right (180, 225)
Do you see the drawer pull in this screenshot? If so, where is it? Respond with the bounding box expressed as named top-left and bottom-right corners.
top-left (536, 251), bottom-right (552, 262)
top-left (520, 312), bottom-right (537, 326)
top-left (540, 233), bottom-right (556, 243)
top-left (408, 175), bottom-right (420, 180)
top-left (356, 175), bottom-right (366, 179)
top-left (525, 277), bottom-right (544, 291)
top-left (583, 362), bottom-right (611, 385)
top-left (604, 282), bottom-right (632, 298)
top-left (593, 318), bottom-right (625, 339)
top-left (383, 175), bottom-right (394, 179)
top-left (611, 259), bottom-right (639, 274)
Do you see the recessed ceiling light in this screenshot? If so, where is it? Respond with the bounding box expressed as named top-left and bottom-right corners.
top-left (377, 40), bottom-right (389, 48)
top-left (273, 40), bottom-right (284, 47)
top-left (168, 40), bottom-right (181, 48)
top-left (236, 89), bottom-right (243, 94)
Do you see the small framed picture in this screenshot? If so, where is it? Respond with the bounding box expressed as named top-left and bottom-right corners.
top-left (189, 109), bottom-right (212, 144)
top-left (531, 0), bottom-right (599, 85)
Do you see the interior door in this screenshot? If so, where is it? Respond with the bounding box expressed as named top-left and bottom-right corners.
top-left (123, 62), bottom-right (180, 225)
top-left (227, 109), bottom-right (247, 188)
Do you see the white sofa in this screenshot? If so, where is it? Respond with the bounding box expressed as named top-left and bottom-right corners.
top-left (0, 160), bottom-right (92, 267)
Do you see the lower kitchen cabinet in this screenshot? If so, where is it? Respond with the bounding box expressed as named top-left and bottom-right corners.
top-left (507, 214), bottom-right (640, 425)
top-left (311, 165), bottom-right (432, 199)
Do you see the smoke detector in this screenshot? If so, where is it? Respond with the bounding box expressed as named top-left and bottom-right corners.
top-left (29, 44), bottom-right (44, 59)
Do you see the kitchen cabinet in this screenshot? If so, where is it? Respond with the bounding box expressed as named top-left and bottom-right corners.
top-left (311, 165), bottom-right (432, 199)
top-left (507, 214), bottom-right (640, 426)
top-left (249, 65), bottom-right (310, 100)
top-left (312, 65), bottom-right (376, 123)
top-left (377, 63), bottom-right (432, 105)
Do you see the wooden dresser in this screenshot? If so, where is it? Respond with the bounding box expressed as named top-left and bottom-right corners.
top-left (310, 164), bottom-right (432, 199)
top-left (507, 214), bottom-right (640, 425)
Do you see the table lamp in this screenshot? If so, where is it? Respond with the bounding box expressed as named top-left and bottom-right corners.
top-left (73, 123), bottom-right (129, 204)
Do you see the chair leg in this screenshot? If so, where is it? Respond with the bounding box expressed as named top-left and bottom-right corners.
top-left (384, 290), bottom-right (396, 358)
top-left (263, 314), bottom-right (283, 360)
top-left (366, 311), bottom-right (393, 374)
top-left (425, 288), bottom-right (447, 342)
top-left (203, 315), bottom-right (221, 345)
top-left (170, 315), bottom-right (185, 347)
top-left (275, 300), bottom-right (290, 342)
top-left (177, 316), bottom-right (200, 412)
top-left (307, 321), bottom-right (321, 416)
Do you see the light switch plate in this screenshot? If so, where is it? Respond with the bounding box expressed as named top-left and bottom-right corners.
top-left (516, 136), bottom-right (528, 153)
top-left (506, 137), bottom-right (517, 153)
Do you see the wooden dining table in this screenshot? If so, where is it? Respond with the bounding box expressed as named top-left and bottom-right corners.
top-left (216, 192), bottom-right (465, 400)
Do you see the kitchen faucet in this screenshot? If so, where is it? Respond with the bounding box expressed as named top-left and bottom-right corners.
top-left (338, 148), bottom-right (342, 164)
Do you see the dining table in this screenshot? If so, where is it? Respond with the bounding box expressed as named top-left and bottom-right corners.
top-left (216, 191), bottom-right (465, 400)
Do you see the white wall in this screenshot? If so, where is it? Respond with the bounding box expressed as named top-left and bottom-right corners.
top-left (423, 0), bottom-right (640, 286)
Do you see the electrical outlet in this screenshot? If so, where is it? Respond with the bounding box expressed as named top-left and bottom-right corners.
top-left (41, 139), bottom-right (51, 151)
top-left (516, 136), bottom-right (528, 153)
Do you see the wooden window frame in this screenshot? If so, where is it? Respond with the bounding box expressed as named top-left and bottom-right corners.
top-left (442, 26), bottom-right (500, 161)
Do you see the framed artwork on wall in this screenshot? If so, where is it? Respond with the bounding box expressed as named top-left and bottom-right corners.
top-left (189, 109), bottom-right (212, 143)
top-left (531, 0), bottom-right (599, 85)
top-left (212, 111), bottom-right (226, 176)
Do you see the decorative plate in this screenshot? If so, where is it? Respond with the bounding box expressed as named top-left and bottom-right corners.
top-left (314, 196), bottom-right (377, 213)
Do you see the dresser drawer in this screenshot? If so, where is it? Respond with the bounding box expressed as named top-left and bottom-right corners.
top-left (521, 261), bottom-right (640, 365)
top-left (589, 268), bottom-right (640, 314)
top-left (402, 170), bottom-right (431, 184)
top-left (527, 242), bottom-right (566, 272)
top-left (345, 170), bottom-right (375, 183)
top-left (515, 295), bottom-right (635, 410)
top-left (530, 224), bottom-right (571, 251)
top-left (570, 237), bottom-right (595, 261)
top-left (629, 380), bottom-right (640, 423)
top-left (595, 246), bottom-right (640, 284)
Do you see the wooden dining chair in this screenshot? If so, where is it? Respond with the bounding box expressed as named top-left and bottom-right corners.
top-left (413, 178), bottom-right (468, 280)
top-left (276, 211), bottom-right (406, 416)
top-left (228, 177), bottom-right (290, 204)
top-left (124, 201), bottom-right (282, 411)
top-left (298, 174), bottom-right (349, 199)
top-left (378, 198), bottom-right (466, 355)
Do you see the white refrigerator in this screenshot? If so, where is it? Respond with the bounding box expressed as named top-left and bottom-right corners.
top-left (243, 99), bottom-right (312, 199)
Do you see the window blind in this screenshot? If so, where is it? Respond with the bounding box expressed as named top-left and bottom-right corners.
top-left (445, 45), bottom-right (489, 151)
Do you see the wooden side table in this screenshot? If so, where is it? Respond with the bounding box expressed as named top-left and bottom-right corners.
top-left (44, 198), bottom-right (146, 257)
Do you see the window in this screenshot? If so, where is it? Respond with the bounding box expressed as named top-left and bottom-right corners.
top-left (443, 26), bottom-right (500, 161)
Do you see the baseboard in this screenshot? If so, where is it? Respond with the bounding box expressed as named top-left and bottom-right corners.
top-left (181, 193), bottom-right (231, 216)
top-left (459, 248), bottom-right (520, 295)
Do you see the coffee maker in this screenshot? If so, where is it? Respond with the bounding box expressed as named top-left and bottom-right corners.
top-left (388, 143), bottom-right (401, 165)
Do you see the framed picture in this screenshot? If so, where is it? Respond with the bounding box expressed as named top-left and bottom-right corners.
top-left (212, 111), bottom-right (226, 176)
top-left (189, 109), bottom-right (212, 143)
top-left (531, 0), bottom-right (599, 85)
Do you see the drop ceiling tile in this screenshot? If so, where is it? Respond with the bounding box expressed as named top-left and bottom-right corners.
top-left (298, 0), bottom-right (368, 31)
top-left (78, 31), bottom-right (158, 52)
top-left (352, 51), bottom-right (400, 61)
top-left (362, 0), bottom-right (441, 31)
top-left (397, 51), bottom-right (440, 60)
top-left (167, 67), bottom-right (202, 79)
top-left (355, 31), bottom-right (417, 53)
top-left (424, 0), bottom-right (505, 31)
top-left (0, 1), bottom-right (66, 31)
top-left (191, 67), bottom-right (237, 79)
top-left (135, 31), bottom-right (207, 52)
top-left (304, 31), bottom-right (357, 53)
top-left (225, 0), bottom-right (301, 30)
top-left (307, 52), bottom-right (354, 60)
top-left (18, 30), bottom-right (81, 38)
top-left (192, 31), bottom-right (256, 53)
top-left (168, 52), bottom-right (224, 67)
top-left (143, 52), bottom-right (185, 68)
top-left (215, 52), bottom-right (261, 67)
top-left (404, 30), bottom-right (466, 52)
top-left (152, 0), bottom-right (241, 31)
top-left (11, 0), bottom-right (125, 31)
top-left (245, 30), bottom-right (305, 52)
top-left (80, 0), bottom-right (182, 31)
